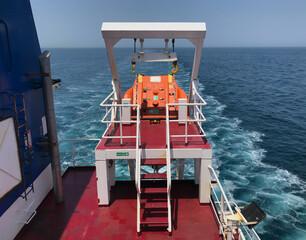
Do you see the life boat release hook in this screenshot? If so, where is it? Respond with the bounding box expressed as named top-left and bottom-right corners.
top-left (132, 61), bottom-right (136, 74)
top-left (171, 61), bottom-right (178, 74)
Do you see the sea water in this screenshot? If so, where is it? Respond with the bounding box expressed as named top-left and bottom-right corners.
top-left (51, 47), bottom-right (306, 240)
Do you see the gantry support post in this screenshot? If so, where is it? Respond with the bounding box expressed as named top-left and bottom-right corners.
top-left (199, 157), bottom-right (211, 203)
top-left (39, 51), bottom-right (64, 203)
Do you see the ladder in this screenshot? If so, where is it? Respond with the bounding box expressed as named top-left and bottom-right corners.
top-left (0, 90), bottom-right (34, 200)
top-left (135, 109), bottom-right (173, 236)
top-left (136, 153), bottom-right (172, 236)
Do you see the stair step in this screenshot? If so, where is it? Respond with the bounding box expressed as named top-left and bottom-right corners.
top-left (141, 217), bottom-right (168, 225)
top-left (141, 159), bottom-right (166, 165)
top-left (144, 202), bottom-right (168, 209)
top-left (141, 174), bottom-right (167, 179)
top-left (142, 187), bottom-right (167, 194)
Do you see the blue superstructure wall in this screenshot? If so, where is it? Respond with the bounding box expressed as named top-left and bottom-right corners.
top-left (0, 0), bottom-right (51, 216)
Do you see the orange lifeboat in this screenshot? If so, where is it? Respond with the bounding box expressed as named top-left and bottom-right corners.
top-left (123, 74), bottom-right (188, 120)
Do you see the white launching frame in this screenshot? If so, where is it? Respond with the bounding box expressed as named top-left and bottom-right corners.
top-left (99, 22), bottom-right (209, 235)
top-left (101, 22), bottom-right (206, 107)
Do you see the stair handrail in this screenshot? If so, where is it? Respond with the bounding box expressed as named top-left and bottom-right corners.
top-left (101, 91), bottom-right (142, 232)
top-left (165, 104), bottom-right (172, 233)
top-left (165, 104), bottom-right (172, 193)
top-left (135, 104), bottom-right (141, 234)
top-left (135, 105), bottom-right (141, 193)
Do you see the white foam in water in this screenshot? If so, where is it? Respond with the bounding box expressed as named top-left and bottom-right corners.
top-left (198, 81), bottom-right (306, 239)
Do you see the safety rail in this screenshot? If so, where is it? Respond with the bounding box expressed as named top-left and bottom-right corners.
top-left (58, 139), bottom-right (198, 179)
top-left (208, 166), bottom-right (261, 240)
top-left (100, 90), bottom-right (141, 146)
top-left (192, 81), bottom-right (207, 118)
top-left (58, 138), bottom-right (143, 180)
top-left (166, 102), bottom-right (207, 144)
top-left (166, 83), bottom-right (207, 145)
top-left (59, 139), bottom-right (100, 174)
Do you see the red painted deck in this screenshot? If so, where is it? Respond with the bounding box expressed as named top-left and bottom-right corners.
top-left (16, 167), bottom-right (220, 240)
top-left (97, 120), bottom-right (211, 150)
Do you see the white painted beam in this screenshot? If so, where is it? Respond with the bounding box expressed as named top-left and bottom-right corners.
top-left (102, 22), bottom-right (206, 39)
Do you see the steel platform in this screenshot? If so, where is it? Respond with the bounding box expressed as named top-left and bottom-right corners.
top-left (96, 121), bottom-right (211, 160)
top-left (95, 120), bottom-right (212, 206)
top-left (15, 167), bottom-right (221, 240)
top-left (97, 121), bottom-right (211, 149)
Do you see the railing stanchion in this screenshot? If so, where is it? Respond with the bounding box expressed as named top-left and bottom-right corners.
top-left (185, 119), bottom-right (188, 144)
top-left (59, 139), bottom-right (100, 174)
top-left (220, 194), bottom-right (224, 234)
top-left (120, 106), bottom-right (123, 145)
top-left (71, 141), bottom-right (75, 167)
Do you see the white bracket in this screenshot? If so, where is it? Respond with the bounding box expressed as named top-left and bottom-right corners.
top-left (178, 98), bottom-right (187, 124)
top-left (132, 52), bottom-right (177, 63)
top-left (122, 98), bottom-right (131, 124)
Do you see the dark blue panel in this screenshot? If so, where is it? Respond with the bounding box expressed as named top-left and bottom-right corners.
top-left (0, 21), bottom-right (12, 72)
top-left (0, 0), bottom-right (51, 216)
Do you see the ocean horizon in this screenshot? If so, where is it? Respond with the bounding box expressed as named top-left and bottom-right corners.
top-left (44, 46), bottom-right (306, 49)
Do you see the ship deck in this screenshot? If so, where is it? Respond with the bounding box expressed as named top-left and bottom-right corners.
top-left (97, 121), bottom-right (211, 150)
top-left (16, 167), bottom-right (220, 240)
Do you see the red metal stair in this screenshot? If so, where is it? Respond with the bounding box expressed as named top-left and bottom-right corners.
top-left (140, 217), bottom-right (168, 225)
top-left (141, 173), bottom-right (167, 179)
top-left (142, 187), bottom-right (167, 194)
top-left (141, 159), bottom-right (166, 165)
top-left (144, 201), bottom-right (168, 209)
top-left (138, 157), bottom-right (171, 234)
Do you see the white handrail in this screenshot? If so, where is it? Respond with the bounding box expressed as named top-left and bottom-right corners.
top-left (208, 166), bottom-right (261, 240)
top-left (59, 138), bottom-right (101, 172)
top-left (135, 105), bottom-right (141, 233)
top-left (165, 106), bottom-right (171, 193)
top-left (166, 81), bottom-right (207, 144)
top-left (59, 138), bottom-right (101, 143)
top-left (165, 104), bottom-right (172, 233)
top-left (192, 83), bottom-right (207, 105)
top-left (100, 90), bottom-right (115, 106)
top-left (209, 166), bottom-right (233, 214)
top-left (135, 106), bottom-right (141, 193)
top-left (167, 103), bottom-right (207, 144)
top-left (100, 90), bottom-right (141, 146)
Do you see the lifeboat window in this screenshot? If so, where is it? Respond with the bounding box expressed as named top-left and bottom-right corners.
top-left (0, 21), bottom-right (12, 72)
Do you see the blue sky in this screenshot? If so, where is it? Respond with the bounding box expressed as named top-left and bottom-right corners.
top-left (30, 0), bottom-right (306, 48)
